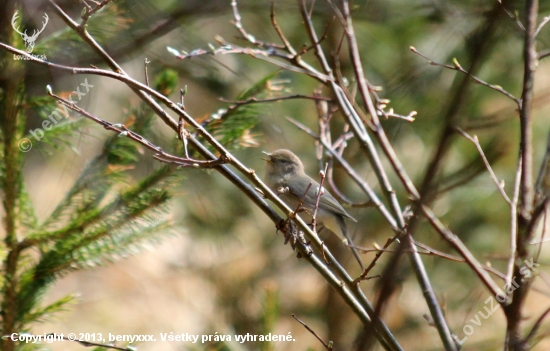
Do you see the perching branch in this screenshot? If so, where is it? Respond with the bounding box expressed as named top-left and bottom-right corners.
top-left (48, 91), bottom-right (229, 168)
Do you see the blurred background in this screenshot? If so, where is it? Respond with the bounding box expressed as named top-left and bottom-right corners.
top-left (2, 0), bottom-right (550, 350)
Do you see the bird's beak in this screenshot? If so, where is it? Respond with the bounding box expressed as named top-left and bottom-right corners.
top-left (261, 151), bottom-right (272, 162)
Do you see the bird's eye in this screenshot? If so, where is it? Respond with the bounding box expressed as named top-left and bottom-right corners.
top-left (279, 159), bottom-right (287, 164)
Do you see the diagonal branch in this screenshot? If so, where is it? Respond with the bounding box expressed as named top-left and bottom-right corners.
top-left (48, 91), bottom-right (228, 168)
top-left (457, 128), bottom-right (511, 204)
top-left (421, 205), bottom-right (507, 301)
top-left (522, 305), bottom-right (550, 347)
top-left (410, 47), bottom-right (520, 106)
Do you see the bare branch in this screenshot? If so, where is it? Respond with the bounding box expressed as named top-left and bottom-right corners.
top-left (311, 164), bottom-right (329, 230)
top-left (230, 0), bottom-right (284, 49)
top-left (292, 314), bottom-right (333, 350)
top-left (534, 205), bottom-right (548, 264)
top-left (410, 47), bottom-right (520, 106)
top-left (535, 130), bottom-right (550, 205)
top-left (353, 236), bottom-right (398, 285)
top-left (144, 58), bottom-right (150, 87)
top-left (421, 205), bottom-right (506, 302)
top-left (220, 94), bottom-right (332, 108)
top-left (80, 0), bottom-right (115, 25)
top-left (270, 3), bottom-right (297, 55)
top-left (535, 15), bottom-right (550, 37)
top-left (354, 240), bottom-right (506, 279)
top-left (48, 91), bottom-right (227, 168)
top-left (523, 305), bottom-right (550, 346)
top-left (178, 116), bottom-right (190, 158)
top-left (497, 0), bottom-right (525, 31)
top-left (456, 128), bottom-right (511, 204)
top-left (506, 157), bottom-right (523, 287)
top-left (518, 0), bottom-right (539, 223)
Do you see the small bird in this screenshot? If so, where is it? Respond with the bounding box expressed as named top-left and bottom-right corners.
top-left (263, 149), bottom-right (363, 269)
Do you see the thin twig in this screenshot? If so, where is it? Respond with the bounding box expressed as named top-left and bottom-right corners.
top-left (169, 42), bottom-right (331, 82)
top-left (531, 236), bottom-right (550, 244)
top-left (48, 0), bottom-right (178, 132)
top-left (297, 16), bottom-right (334, 58)
top-left (220, 94), bottom-right (332, 108)
top-left (535, 15), bottom-right (550, 37)
top-left (506, 157), bottom-right (522, 287)
top-left (497, 0), bottom-right (526, 31)
top-left (230, 0), bottom-right (284, 49)
top-left (81, 0), bottom-right (115, 25)
top-left (410, 47), bottom-right (520, 106)
top-left (352, 240), bottom-right (506, 278)
top-left (48, 91), bottom-right (226, 168)
top-left (526, 197), bottom-right (550, 245)
top-left (534, 204), bottom-right (548, 263)
top-left (535, 131), bottom-right (550, 205)
top-left (144, 58), bottom-right (150, 87)
top-left (178, 116), bottom-right (190, 159)
top-left (353, 236), bottom-right (398, 285)
top-left (311, 164), bottom-right (329, 230)
top-left (421, 205), bottom-right (507, 302)
top-left (522, 305), bottom-right (550, 346)
top-left (456, 128), bottom-right (511, 204)
top-left (180, 86), bottom-right (187, 110)
top-left (326, 1), bottom-right (416, 123)
top-left (292, 314), bottom-right (333, 350)
top-left (270, 2), bottom-right (297, 55)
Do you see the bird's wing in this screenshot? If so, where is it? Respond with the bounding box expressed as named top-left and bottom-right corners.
top-left (318, 190), bottom-right (357, 222)
top-left (286, 175), bottom-right (356, 222)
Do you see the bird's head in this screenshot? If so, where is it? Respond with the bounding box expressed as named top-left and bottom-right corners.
top-left (262, 149), bottom-right (305, 181)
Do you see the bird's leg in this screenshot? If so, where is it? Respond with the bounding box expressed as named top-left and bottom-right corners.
top-left (277, 219), bottom-right (313, 257)
top-left (278, 218), bottom-right (298, 247)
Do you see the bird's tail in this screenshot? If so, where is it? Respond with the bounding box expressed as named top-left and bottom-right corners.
top-left (324, 215), bottom-right (364, 270)
top-left (344, 235), bottom-right (364, 271)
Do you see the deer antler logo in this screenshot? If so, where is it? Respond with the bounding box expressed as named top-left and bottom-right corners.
top-left (11, 11), bottom-right (49, 53)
